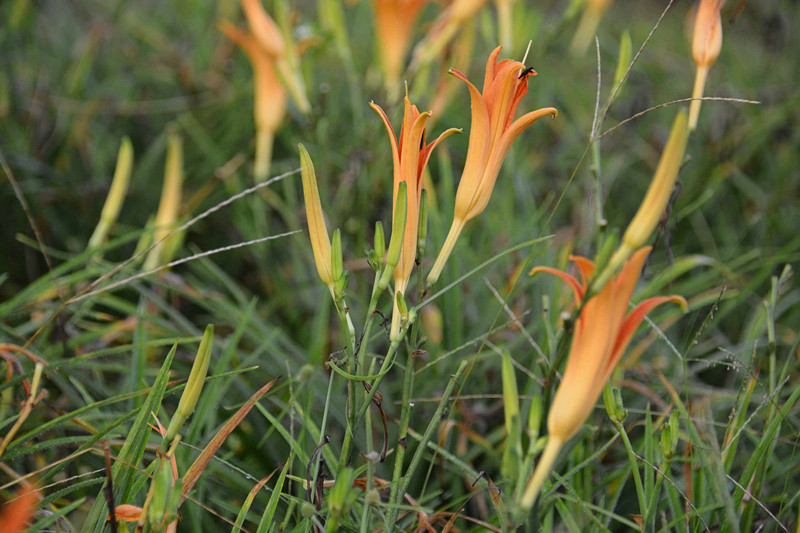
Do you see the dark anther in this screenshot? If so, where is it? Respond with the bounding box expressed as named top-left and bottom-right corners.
top-left (519, 66), bottom-right (536, 79)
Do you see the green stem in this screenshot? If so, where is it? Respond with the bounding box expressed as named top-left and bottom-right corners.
top-left (387, 360), bottom-right (468, 526)
top-left (613, 419), bottom-right (648, 520)
top-left (354, 313), bottom-right (416, 426)
top-left (387, 346), bottom-right (416, 520)
top-left (335, 298), bottom-right (357, 479)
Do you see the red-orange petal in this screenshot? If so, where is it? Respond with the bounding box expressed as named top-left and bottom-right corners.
top-left (607, 295), bottom-right (687, 372)
top-left (568, 255), bottom-right (595, 289)
top-left (529, 266), bottom-right (584, 307)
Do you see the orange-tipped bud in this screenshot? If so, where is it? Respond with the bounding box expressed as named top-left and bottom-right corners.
top-left (689, 0), bottom-right (723, 130)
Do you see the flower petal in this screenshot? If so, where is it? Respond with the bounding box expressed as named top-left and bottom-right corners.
top-left (608, 246), bottom-right (652, 332)
top-left (607, 295), bottom-right (687, 374)
top-left (449, 68), bottom-right (491, 217)
top-left (419, 127), bottom-right (461, 180)
top-left (569, 255), bottom-right (595, 288)
top-left (466, 106), bottom-right (557, 218)
top-left (369, 101), bottom-right (402, 190)
top-left (529, 266), bottom-right (584, 307)
top-left (482, 46), bottom-right (504, 94)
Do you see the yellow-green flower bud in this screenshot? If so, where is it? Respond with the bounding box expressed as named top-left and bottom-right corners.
top-left (88, 137), bottom-right (134, 251)
top-left (165, 325), bottom-right (213, 443)
top-left (299, 144), bottom-right (335, 297)
top-left (331, 228), bottom-right (343, 283)
top-left (374, 221), bottom-right (385, 264)
top-left (417, 189), bottom-right (428, 256)
top-left (378, 181), bottom-right (407, 291)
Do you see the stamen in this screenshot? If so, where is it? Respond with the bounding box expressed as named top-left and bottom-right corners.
top-left (521, 40), bottom-right (533, 65)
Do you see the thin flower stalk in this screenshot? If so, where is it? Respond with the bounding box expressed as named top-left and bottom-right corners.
top-left (427, 46), bottom-right (557, 286)
top-left (689, 0), bottom-right (723, 130)
top-left (570, 0), bottom-right (615, 56)
top-left (519, 247), bottom-right (686, 510)
top-left (371, 95), bottom-right (459, 339)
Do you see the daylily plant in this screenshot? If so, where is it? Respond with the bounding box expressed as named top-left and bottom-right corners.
top-left (427, 46), bottom-right (557, 286)
top-left (519, 246), bottom-right (687, 510)
top-left (371, 95), bottom-right (459, 338)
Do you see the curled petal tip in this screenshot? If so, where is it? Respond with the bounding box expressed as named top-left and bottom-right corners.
top-left (671, 295), bottom-right (689, 313)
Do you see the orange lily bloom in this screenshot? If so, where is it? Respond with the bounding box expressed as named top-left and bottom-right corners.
top-left (689, 0), bottom-right (724, 130)
top-left (371, 95), bottom-right (459, 338)
top-left (373, 0), bottom-right (430, 95)
top-left (220, 20), bottom-right (287, 182)
top-left (519, 246), bottom-right (686, 509)
top-left (427, 46), bottom-right (557, 286)
top-left (240, 0), bottom-right (310, 115)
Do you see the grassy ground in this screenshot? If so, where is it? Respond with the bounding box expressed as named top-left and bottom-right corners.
top-left (1, 0), bottom-right (799, 531)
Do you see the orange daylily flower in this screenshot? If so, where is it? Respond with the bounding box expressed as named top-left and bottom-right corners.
top-left (373, 0), bottom-right (430, 94)
top-left (427, 46), bottom-right (557, 286)
top-left (220, 20), bottom-right (286, 182)
top-left (689, 0), bottom-right (724, 130)
top-left (519, 247), bottom-right (686, 509)
top-left (239, 0), bottom-right (310, 115)
top-left (371, 95), bottom-right (459, 338)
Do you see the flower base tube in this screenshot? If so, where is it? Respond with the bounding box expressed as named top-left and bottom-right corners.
top-left (688, 65), bottom-right (709, 131)
top-left (426, 218), bottom-right (465, 287)
top-left (519, 436), bottom-right (563, 511)
top-left (254, 128), bottom-right (274, 182)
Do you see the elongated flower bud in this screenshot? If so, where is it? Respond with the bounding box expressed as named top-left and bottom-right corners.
top-left (331, 228), bottom-right (344, 284)
top-left (298, 144), bottom-right (335, 295)
top-left (378, 181), bottom-right (407, 292)
top-left (374, 221), bottom-right (386, 263)
top-left (88, 137), bottom-right (133, 251)
top-left (597, 110), bottom-right (688, 288)
top-left (144, 126), bottom-right (183, 271)
top-left (689, 0), bottom-right (723, 130)
top-left (165, 325), bottom-right (213, 443)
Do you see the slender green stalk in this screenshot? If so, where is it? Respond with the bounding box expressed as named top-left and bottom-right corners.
top-left (334, 298), bottom-right (358, 479)
top-left (612, 419), bottom-right (648, 520)
top-left (387, 346), bottom-right (416, 521)
top-left (387, 360), bottom-right (468, 526)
